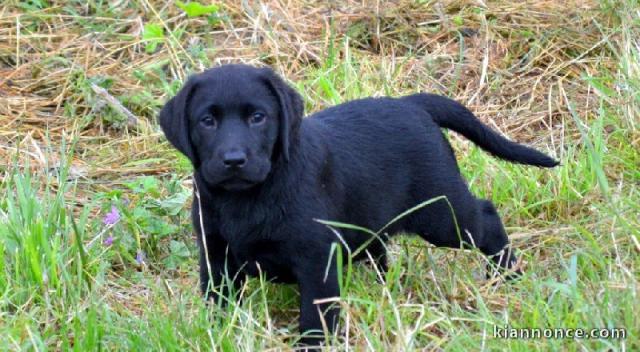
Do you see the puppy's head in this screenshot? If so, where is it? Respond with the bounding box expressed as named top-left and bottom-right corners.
top-left (159, 64), bottom-right (303, 191)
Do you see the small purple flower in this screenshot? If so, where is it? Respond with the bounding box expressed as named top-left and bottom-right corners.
top-left (103, 235), bottom-right (114, 247)
top-left (136, 251), bottom-right (145, 265)
top-left (102, 206), bottom-right (120, 226)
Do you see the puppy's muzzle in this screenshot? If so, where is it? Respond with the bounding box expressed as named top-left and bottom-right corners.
top-left (222, 150), bottom-right (247, 170)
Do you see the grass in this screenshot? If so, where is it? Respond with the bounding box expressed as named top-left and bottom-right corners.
top-left (0, 0), bottom-right (638, 350)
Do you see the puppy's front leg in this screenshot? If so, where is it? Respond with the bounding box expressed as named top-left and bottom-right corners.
top-left (295, 253), bottom-right (341, 347)
top-left (198, 232), bottom-right (245, 304)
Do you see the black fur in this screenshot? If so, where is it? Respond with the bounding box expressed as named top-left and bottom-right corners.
top-left (159, 64), bottom-right (558, 347)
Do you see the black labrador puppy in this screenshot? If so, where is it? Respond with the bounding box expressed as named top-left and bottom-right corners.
top-left (159, 64), bottom-right (557, 346)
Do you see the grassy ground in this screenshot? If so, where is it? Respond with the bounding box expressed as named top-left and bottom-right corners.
top-left (0, 0), bottom-right (638, 350)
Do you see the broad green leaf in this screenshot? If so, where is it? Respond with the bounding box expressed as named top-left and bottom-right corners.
top-left (176, 1), bottom-right (219, 18)
top-left (169, 240), bottom-right (190, 258)
top-left (142, 23), bottom-right (164, 53)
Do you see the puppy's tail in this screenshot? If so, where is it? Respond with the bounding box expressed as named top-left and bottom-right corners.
top-left (403, 93), bottom-right (559, 168)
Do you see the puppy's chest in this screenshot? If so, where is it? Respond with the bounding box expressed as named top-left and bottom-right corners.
top-left (212, 201), bottom-right (294, 282)
top-left (232, 240), bottom-right (295, 283)
top-left (215, 208), bottom-right (282, 243)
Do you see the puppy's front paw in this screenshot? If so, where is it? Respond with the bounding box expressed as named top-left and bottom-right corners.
top-left (296, 334), bottom-right (326, 351)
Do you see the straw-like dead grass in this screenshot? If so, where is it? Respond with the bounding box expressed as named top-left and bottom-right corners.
top-left (0, 1), bottom-right (616, 171)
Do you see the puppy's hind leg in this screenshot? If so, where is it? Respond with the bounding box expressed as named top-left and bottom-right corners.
top-left (476, 199), bottom-right (522, 280)
top-left (409, 196), bottom-right (520, 280)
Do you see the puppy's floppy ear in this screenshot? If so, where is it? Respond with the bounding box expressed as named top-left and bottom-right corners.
top-left (158, 77), bottom-right (199, 164)
top-left (261, 68), bottom-right (304, 161)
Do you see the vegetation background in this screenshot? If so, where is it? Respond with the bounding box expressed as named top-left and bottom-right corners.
top-left (0, 0), bottom-right (638, 350)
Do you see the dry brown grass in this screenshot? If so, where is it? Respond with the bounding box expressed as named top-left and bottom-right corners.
top-left (0, 0), bottom-right (617, 177)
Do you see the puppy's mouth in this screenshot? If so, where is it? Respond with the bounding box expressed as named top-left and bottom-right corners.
top-left (217, 177), bottom-right (258, 191)
top-left (200, 160), bottom-right (271, 191)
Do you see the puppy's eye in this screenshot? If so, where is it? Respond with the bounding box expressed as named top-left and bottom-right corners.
top-left (249, 112), bottom-right (267, 125)
top-left (200, 114), bottom-right (216, 128)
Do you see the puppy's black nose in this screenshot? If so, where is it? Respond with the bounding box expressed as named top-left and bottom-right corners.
top-left (223, 151), bottom-right (247, 169)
